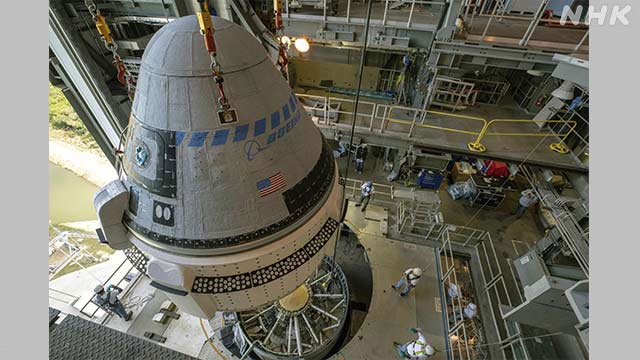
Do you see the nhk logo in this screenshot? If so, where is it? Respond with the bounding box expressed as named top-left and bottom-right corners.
top-left (561, 5), bottom-right (632, 25)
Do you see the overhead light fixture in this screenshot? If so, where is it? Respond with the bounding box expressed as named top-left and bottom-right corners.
top-left (551, 80), bottom-right (576, 100)
top-left (294, 37), bottom-right (310, 53)
top-left (527, 70), bottom-right (544, 77)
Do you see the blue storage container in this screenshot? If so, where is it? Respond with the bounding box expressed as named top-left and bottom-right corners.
top-left (418, 169), bottom-right (444, 189)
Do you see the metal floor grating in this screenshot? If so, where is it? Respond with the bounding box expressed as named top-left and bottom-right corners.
top-left (49, 307), bottom-right (61, 327)
top-left (49, 314), bottom-right (198, 360)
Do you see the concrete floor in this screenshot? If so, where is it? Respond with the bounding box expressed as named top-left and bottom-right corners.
top-left (330, 202), bottom-right (446, 359)
top-left (335, 145), bottom-right (544, 298)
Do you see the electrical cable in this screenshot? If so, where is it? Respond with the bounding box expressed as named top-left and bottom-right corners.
top-left (123, 294), bottom-right (154, 310)
top-left (333, 0), bottom-right (374, 271)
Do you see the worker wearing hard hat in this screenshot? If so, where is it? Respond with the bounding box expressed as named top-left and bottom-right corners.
top-left (446, 283), bottom-right (462, 305)
top-left (450, 302), bottom-right (478, 326)
top-left (464, 303), bottom-right (478, 319)
top-left (393, 327), bottom-right (436, 359)
top-left (356, 180), bottom-right (375, 211)
top-left (513, 189), bottom-right (538, 219)
top-left (391, 267), bottom-right (423, 297)
top-left (92, 284), bottom-right (132, 321)
top-left (355, 144), bottom-right (368, 174)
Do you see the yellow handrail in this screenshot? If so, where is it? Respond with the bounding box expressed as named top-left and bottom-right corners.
top-left (467, 119), bottom-right (578, 154)
top-left (384, 106), bottom-right (487, 137)
top-left (293, 92), bottom-right (581, 156)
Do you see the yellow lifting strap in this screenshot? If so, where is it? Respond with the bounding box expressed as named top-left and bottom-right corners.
top-left (93, 13), bottom-right (113, 45)
top-left (196, 0), bottom-right (216, 54)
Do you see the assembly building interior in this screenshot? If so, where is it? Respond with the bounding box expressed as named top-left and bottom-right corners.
top-left (48, 0), bottom-right (589, 359)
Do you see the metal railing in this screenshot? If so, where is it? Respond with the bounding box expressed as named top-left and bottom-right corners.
top-left (78, 257), bottom-right (138, 319)
top-left (49, 287), bottom-right (80, 306)
top-left (283, 0), bottom-right (447, 30)
top-left (436, 226), bottom-right (529, 360)
top-left (459, 0), bottom-right (589, 52)
top-left (296, 93), bottom-right (329, 124)
top-left (382, 105), bottom-right (487, 137)
top-left (328, 97), bottom-right (378, 130)
top-left (396, 199), bottom-right (442, 234)
top-left (342, 177), bottom-right (396, 208)
top-left (467, 119), bottom-right (577, 154)
top-left (338, 176), bottom-right (527, 358)
top-left (338, 174), bottom-right (525, 358)
top-left (548, 94), bottom-right (589, 162)
top-left (431, 76), bottom-right (477, 111)
top-left (461, 78), bottom-right (511, 105)
top-left (520, 166), bottom-right (589, 276)
top-left (295, 92), bottom-right (585, 156)
top-left (378, 68), bottom-right (403, 92)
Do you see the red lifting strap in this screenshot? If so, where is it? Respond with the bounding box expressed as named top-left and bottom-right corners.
top-left (203, 31), bottom-right (216, 54)
top-left (275, 10), bottom-right (283, 30)
top-left (278, 47), bottom-right (289, 66)
top-left (114, 59), bottom-right (127, 86)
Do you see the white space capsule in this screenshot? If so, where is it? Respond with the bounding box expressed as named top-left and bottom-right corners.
top-left (94, 15), bottom-right (343, 319)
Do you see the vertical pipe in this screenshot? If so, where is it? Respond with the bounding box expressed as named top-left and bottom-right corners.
top-left (574, 30), bottom-right (589, 51)
top-left (498, 0), bottom-right (507, 22)
top-left (369, 103), bottom-right (375, 131)
top-left (408, 111), bottom-right (418, 137)
top-left (469, 0), bottom-right (477, 28)
top-left (383, 0), bottom-right (389, 25)
top-left (324, 97), bottom-right (329, 124)
top-left (323, 0), bottom-right (327, 23)
top-left (480, 0), bottom-right (500, 40)
top-left (520, 0), bottom-right (549, 47)
top-left (408, 0), bottom-right (415, 28)
top-left (346, 0), bottom-right (351, 22)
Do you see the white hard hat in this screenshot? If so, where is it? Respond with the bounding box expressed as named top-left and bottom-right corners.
top-left (468, 303), bottom-right (477, 310)
top-left (413, 268), bottom-right (423, 276)
top-left (94, 285), bottom-right (104, 294)
top-left (425, 345), bottom-right (435, 356)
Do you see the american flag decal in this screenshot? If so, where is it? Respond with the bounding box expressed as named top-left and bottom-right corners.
top-left (257, 172), bottom-right (286, 198)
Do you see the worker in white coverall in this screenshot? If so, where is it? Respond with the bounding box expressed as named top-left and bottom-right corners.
top-left (391, 268), bottom-right (423, 297)
top-left (513, 189), bottom-right (538, 218)
top-left (446, 283), bottom-right (462, 305)
top-left (450, 302), bottom-right (478, 325)
top-left (393, 327), bottom-right (436, 359)
top-left (356, 181), bottom-right (375, 211)
top-left (92, 284), bottom-right (132, 321)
